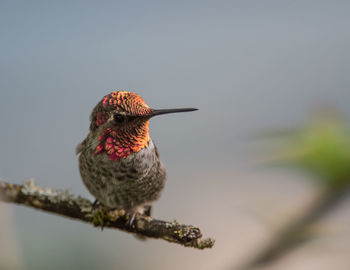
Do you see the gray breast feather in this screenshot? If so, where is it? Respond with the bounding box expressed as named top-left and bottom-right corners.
top-left (78, 138), bottom-right (167, 209)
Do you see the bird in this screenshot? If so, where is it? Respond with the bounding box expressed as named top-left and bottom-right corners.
top-left (76, 90), bottom-right (197, 219)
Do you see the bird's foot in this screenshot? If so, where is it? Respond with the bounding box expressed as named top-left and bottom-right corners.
top-left (126, 205), bottom-right (153, 227)
top-left (127, 212), bottom-right (137, 227)
top-left (91, 199), bottom-right (103, 210)
top-left (143, 205), bottom-right (152, 217)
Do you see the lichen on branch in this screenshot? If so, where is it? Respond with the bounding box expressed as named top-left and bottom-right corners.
top-left (0, 179), bottom-right (214, 249)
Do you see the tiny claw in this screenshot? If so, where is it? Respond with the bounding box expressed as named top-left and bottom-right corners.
top-left (91, 199), bottom-right (102, 210)
top-left (127, 212), bottom-right (137, 227)
top-left (143, 205), bottom-right (152, 217)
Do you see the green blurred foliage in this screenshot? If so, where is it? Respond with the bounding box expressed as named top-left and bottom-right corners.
top-left (271, 116), bottom-right (350, 188)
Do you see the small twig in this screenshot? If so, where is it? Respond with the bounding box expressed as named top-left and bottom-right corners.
top-left (0, 179), bottom-right (214, 249)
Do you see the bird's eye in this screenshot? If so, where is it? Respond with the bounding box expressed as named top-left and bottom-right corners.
top-left (113, 114), bottom-right (125, 123)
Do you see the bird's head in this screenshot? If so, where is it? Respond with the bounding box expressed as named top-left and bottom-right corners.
top-left (89, 91), bottom-right (197, 160)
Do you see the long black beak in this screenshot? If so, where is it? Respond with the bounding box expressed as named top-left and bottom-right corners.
top-left (151, 108), bottom-right (198, 117)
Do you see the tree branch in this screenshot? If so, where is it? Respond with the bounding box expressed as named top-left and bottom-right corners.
top-left (0, 179), bottom-right (214, 249)
top-left (238, 184), bottom-right (350, 269)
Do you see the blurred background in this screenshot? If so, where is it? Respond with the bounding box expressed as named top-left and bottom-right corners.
top-left (1, 1), bottom-right (350, 269)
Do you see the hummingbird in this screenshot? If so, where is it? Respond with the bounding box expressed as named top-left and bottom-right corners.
top-left (76, 91), bottom-right (197, 218)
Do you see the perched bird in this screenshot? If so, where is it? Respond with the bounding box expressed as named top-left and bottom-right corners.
top-left (77, 91), bottom-right (197, 218)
